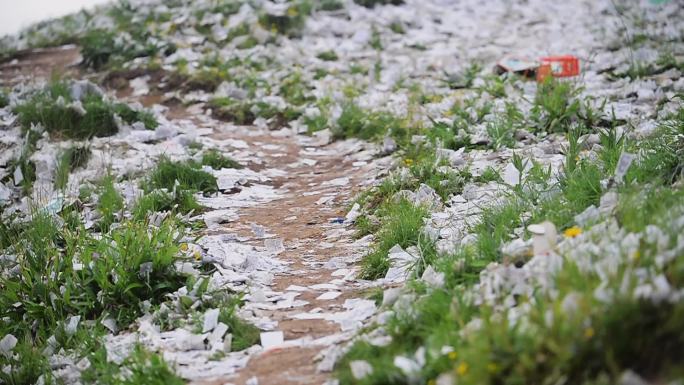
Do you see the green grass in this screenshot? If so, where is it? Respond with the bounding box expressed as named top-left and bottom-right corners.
top-left (14, 80), bottom-right (158, 140)
top-left (0, 90), bottom-right (8, 108)
top-left (334, 102), bottom-right (406, 141)
top-left (0, 212), bottom-right (187, 353)
top-left (132, 189), bottom-right (201, 220)
top-left (202, 149), bottom-right (243, 170)
top-left (54, 145), bottom-right (91, 190)
top-left (530, 78), bottom-right (581, 133)
top-left (475, 166), bottom-right (501, 184)
top-left (0, 339), bottom-right (53, 385)
top-left (628, 108), bottom-right (683, 185)
top-left (443, 63), bottom-right (481, 90)
top-left (354, 0), bottom-right (404, 8)
top-left (318, 0), bottom-right (344, 11)
top-left (134, 155), bottom-right (221, 219)
top-left (81, 344), bottom-right (184, 385)
top-left (209, 97), bottom-right (256, 125)
top-left (317, 50), bottom-right (338, 61)
top-left (336, 108), bottom-right (684, 385)
top-left (359, 200), bottom-right (432, 279)
top-left (218, 305), bottom-right (261, 351)
top-left (97, 174), bottom-right (124, 233)
top-left (3, 155), bottom-right (37, 195)
top-left (389, 21), bottom-right (405, 34)
top-left (80, 26), bottom-right (174, 70)
top-left (279, 71), bottom-right (313, 106)
top-left (487, 102), bottom-right (524, 149)
top-left (258, 0), bottom-right (311, 37)
top-left (609, 52), bottom-right (684, 80)
top-left (146, 156), bottom-right (218, 194)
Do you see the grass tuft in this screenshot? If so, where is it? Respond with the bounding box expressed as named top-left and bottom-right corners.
top-left (14, 80), bottom-right (158, 140)
top-left (202, 149), bottom-right (243, 170)
top-left (146, 156), bottom-right (218, 194)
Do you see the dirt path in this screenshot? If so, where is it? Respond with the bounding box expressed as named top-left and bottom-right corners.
top-left (203, 131), bottom-right (375, 385)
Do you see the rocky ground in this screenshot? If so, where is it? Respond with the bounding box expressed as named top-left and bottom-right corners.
top-left (0, 0), bottom-right (683, 385)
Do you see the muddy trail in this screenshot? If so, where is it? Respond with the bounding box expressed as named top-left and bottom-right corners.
top-left (1, 46), bottom-right (383, 385)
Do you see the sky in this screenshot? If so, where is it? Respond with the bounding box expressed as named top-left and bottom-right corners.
top-left (0, 0), bottom-right (111, 36)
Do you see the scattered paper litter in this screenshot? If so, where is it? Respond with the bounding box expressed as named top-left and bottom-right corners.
top-left (309, 283), bottom-right (339, 291)
top-left (421, 266), bottom-right (445, 288)
top-left (350, 360), bottom-right (374, 380)
top-left (316, 291), bottom-right (342, 300)
top-left (384, 245), bottom-right (418, 283)
top-left (65, 315), bottom-right (80, 336)
top-left (0, 334), bottom-right (18, 357)
top-left (322, 177), bottom-right (350, 187)
top-left (202, 308), bottom-right (220, 333)
top-left (264, 238), bottom-right (285, 254)
top-left (260, 331), bottom-right (284, 350)
top-left (285, 285), bottom-right (309, 292)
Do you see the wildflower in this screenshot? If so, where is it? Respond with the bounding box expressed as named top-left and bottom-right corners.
top-left (403, 158), bottom-right (414, 167)
top-left (563, 226), bottom-right (582, 238)
top-left (447, 351), bottom-right (458, 360)
top-left (180, 243), bottom-right (188, 252)
top-left (456, 362), bottom-right (469, 376)
top-left (631, 249), bottom-right (641, 261)
top-left (428, 380), bottom-right (436, 385)
top-left (193, 251), bottom-right (202, 261)
top-left (287, 7), bottom-right (298, 17)
top-left (584, 327), bottom-right (595, 339)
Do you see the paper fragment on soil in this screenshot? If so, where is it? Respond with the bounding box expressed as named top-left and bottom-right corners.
top-left (260, 331), bottom-right (284, 350)
top-left (316, 291), bottom-right (342, 300)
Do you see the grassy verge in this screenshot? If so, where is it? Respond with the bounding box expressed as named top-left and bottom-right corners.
top-left (335, 108), bottom-right (684, 384)
top-left (14, 80), bottom-right (158, 140)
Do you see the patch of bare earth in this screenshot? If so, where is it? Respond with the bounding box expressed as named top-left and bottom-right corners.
top-left (202, 132), bottom-right (370, 385)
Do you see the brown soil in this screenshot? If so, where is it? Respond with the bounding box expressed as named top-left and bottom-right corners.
top-left (0, 46), bottom-right (83, 86)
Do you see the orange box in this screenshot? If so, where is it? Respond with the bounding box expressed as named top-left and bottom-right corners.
top-left (537, 55), bottom-right (580, 82)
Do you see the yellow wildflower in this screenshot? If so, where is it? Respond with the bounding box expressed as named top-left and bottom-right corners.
top-left (447, 351), bottom-right (458, 360)
top-left (563, 226), bottom-right (582, 238)
top-left (193, 251), bottom-right (202, 261)
top-left (287, 7), bottom-right (298, 17)
top-left (180, 243), bottom-right (188, 252)
top-left (403, 158), bottom-right (414, 167)
top-left (428, 380), bottom-right (436, 385)
top-left (584, 327), bottom-right (595, 339)
top-left (632, 249), bottom-right (641, 261)
top-left (456, 362), bottom-right (469, 376)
